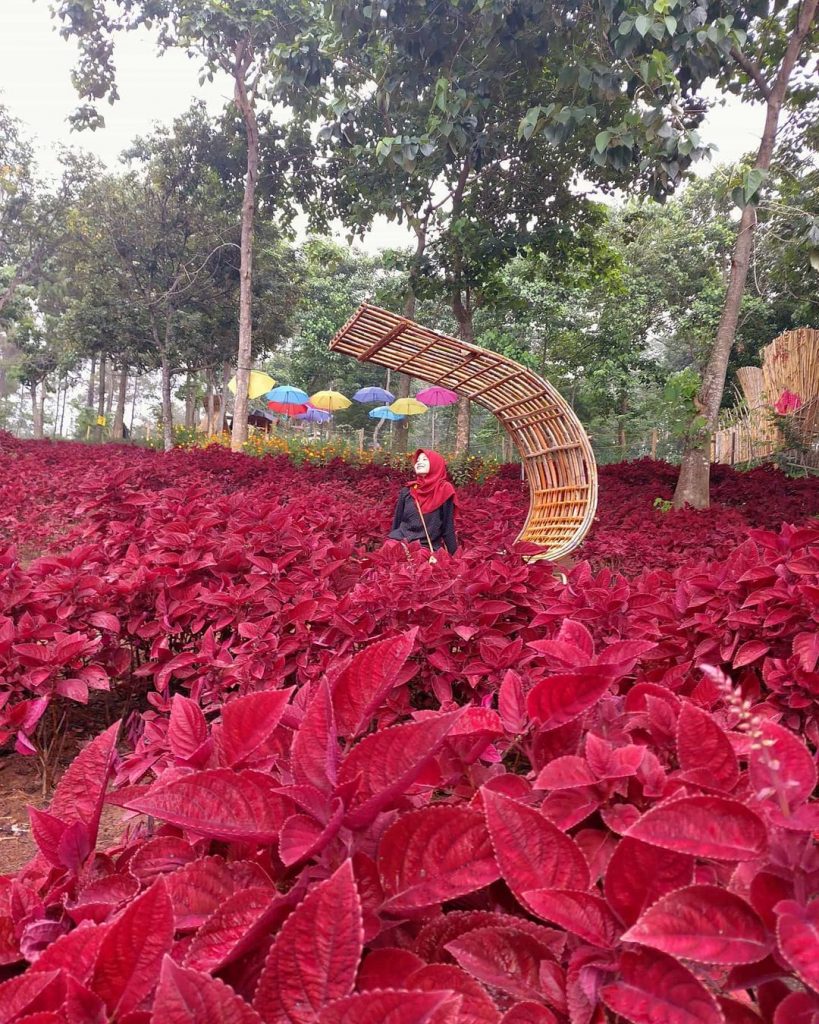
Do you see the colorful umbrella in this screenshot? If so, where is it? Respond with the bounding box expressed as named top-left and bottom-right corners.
top-left (228, 371), bottom-right (276, 399)
top-left (297, 407), bottom-right (331, 423)
top-left (267, 401), bottom-right (308, 416)
top-left (309, 390), bottom-right (352, 412)
top-left (267, 385), bottom-right (310, 404)
top-left (390, 397), bottom-right (428, 416)
top-left (415, 387), bottom-right (457, 446)
top-left (369, 406), bottom-right (405, 421)
top-left (353, 386), bottom-right (395, 404)
top-left (416, 386), bottom-right (458, 406)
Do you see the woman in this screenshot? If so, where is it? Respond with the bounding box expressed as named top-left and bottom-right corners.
top-left (388, 449), bottom-right (458, 557)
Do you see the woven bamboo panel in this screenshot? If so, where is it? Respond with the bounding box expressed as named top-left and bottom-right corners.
top-left (329, 303), bottom-right (597, 561)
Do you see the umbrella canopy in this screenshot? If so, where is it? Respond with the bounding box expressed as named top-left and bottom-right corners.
top-left (267, 401), bottom-right (308, 416)
top-left (353, 386), bottom-right (395, 403)
top-left (228, 371), bottom-right (276, 400)
top-left (297, 407), bottom-right (331, 423)
top-left (267, 385), bottom-right (310, 404)
top-left (369, 406), bottom-right (405, 421)
top-left (390, 397), bottom-right (428, 416)
top-left (309, 390), bottom-right (352, 411)
top-left (416, 385), bottom-right (458, 407)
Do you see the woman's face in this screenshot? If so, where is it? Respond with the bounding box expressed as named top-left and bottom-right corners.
top-left (414, 452), bottom-right (431, 475)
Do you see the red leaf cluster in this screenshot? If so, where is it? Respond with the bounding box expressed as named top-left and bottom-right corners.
top-left (0, 435), bottom-right (818, 1022)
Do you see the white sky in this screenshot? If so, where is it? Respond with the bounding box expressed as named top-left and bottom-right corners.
top-left (2, 0), bottom-right (767, 254)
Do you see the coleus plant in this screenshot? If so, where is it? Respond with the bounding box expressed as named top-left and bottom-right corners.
top-left (0, 622), bottom-right (816, 1024)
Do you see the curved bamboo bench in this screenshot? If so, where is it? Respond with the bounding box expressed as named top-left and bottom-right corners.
top-left (329, 303), bottom-right (597, 561)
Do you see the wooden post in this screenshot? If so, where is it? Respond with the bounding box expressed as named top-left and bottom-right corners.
top-left (358, 428), bottom-right (364, 452)
top-left (650, 428), bottom-right (658, 460)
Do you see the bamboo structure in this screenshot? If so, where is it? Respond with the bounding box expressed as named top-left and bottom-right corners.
top-left (713, 328), bottom-right (819, 467)
top-left (329, 303), bottom-right (597, 561)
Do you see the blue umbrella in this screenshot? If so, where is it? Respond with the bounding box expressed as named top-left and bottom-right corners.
top-left (369, 405), bottom-right (405, 421)
top-left (354, 386), bottom-right (395, 403)
top-left (296, 407), bottom-right (331, 423)
top-left (266, 385), bottom-right (310, 404)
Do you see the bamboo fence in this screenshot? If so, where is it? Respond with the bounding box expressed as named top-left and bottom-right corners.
top-left (329, 303), bottom-right (597, 561)
top-left (713, 328), bottom-right (819, 468)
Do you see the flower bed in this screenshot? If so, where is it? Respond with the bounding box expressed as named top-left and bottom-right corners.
top-left (0, 433), bottom-right (817, 1022)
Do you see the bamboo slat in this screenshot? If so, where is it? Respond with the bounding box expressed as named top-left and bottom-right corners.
top-left (329, 302), bottom-right (597, 561)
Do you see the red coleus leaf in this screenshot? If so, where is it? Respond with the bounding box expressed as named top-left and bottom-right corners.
top-left (0, 970), bottom-right (64, 1024)
top-left (498, 670), bottom-right (528, 734)
top-left (317, 990), bottom-right (458, 1024)
top-left (774, 991), bottom-right (819, 1024)
top-left (482, 789), bottom-right (589, 905)
top-left (117, 769), bottom-right (287, 843)
top-left (128, 837), bottom-right (197, 884)
top-left (219, 688), bottom-right (293, 767)
top-left (523, 889), bottom-right (621, 948)
top-left (718, 996), bottom-right (766, 1024)
top-left (185, 887), bottom-right (289, 974)
top-left (30, 920), bottom-right (109, 984)
top-left (332, 629), bottom-right (418, 738)
top-left (167, 696), bottom-right (208, 760)
top-left (253, 860), bottom-right (363, 1024)
top-left (357, 950), bottom-right (427, 991)
top-left (526, 667), bottom-right (619, 730)
top-left (733, 641), bottom-right (770, 668)
top-left (500, 1005), bottom-right (557, 1024)
top-left (91, 879), bottom-right (173, 1019)
top-left (406, 964), bottom-right (501, 1023)
top-left (605, 837), bottom-right (694, 927)
top-left (378, 806), bottom-right (499, 913)
top-left (775, 899), bottom-right (819, 994)
top-left (676, 702), bottom-right (739, 792)
top-left (445, 927), bottom-right (558, 1006)
top-left (793, 631), bottom-right (819, 672)
top-left (48, 721), bottom-right (119, 847)
top-left (292, 680), bottom-right (338, 795)
top-left (152, 956), bottom-right (263, 1023)
top-left (622, 884), bottom-right (772, 964)
top-left (279, 797), bottom-right (345, 867)
top-left (625, 795), bottom-right (768, 861)
top-left (600, 949), bottom-right (724, 1024)
top-left (338, 712), bottom-right (462, 828)
top-left (749, 719), bottom-right (817, 813)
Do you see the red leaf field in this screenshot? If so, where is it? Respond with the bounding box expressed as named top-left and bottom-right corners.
top-left (0, 432), bottom-right (818, 1024)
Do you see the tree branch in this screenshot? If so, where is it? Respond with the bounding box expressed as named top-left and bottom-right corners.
top-left (730, 46), bottom-right (772, 102)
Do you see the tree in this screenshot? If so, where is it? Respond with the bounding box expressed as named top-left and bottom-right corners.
top-left (672, 0), bottom-right (819, 507)
top-left (51, 0), bottom-right (315, 451)
top-left (0, 104), bottom-right (92, 317)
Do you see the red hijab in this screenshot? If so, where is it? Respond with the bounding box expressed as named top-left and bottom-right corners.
top-left (408, 449), bottom-right (457, 513)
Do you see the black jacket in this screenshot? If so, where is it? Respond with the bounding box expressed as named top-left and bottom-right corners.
top-left (388, 487), bottom-right (458, 555)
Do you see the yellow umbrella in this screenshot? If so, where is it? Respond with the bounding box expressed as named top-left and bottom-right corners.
top-left (228, 371), bottom-right (277, 400)
top-left (309, 390), bottom-right (352, 411)
top-left (390, 397), bottom-right (428, 415)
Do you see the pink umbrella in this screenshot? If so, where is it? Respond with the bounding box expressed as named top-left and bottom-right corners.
top-left (415, 387), bottom-right (458, 447)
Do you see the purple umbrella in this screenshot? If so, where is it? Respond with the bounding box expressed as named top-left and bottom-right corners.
top-left (296, 407), bottom-right (331, 423)
top-left (415, 386), bottom-right (458, 446)
top-left (353, 386), bottom-right (395, 403)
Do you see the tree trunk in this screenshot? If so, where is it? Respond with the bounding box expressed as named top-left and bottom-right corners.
top-left (393, 229), bottom-right (425, 452)
top-left (184, 372), bottom-right (196, 429)
top-left (230, 44), bottom-right (260, 453)
top-left (452, 290), bottom-right (474, 455)
top-left (217, 361), bottom-right (230, 433)
top-left (160, 351), bottom-right (174, 452)
top-left (672, 0), bottom-right (819, 509)
top-left (95, 352), bottom-right (106, 441)
top-left (30, 382), bottom-right (44, 439)
top-left (205, 368), bottom-right (215, 435)
top-left (51, 376), bottom-right (62, 438)
top-left (113, 364), bottom-right (128, 439)
top-left (58, 376), bottom-right (67, 437)
top-left (105, 364), bottom-right (114, 419)
top-left (87, 355), bottom-right (96, 408)
top-left (130, 375), bottom-right (139, 437)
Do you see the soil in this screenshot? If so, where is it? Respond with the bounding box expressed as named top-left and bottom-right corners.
top-left (0, 696), bottom-right (131, 877)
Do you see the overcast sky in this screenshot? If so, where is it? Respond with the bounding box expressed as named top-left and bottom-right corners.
top-left (2, 0), bottom-right (767, 253)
